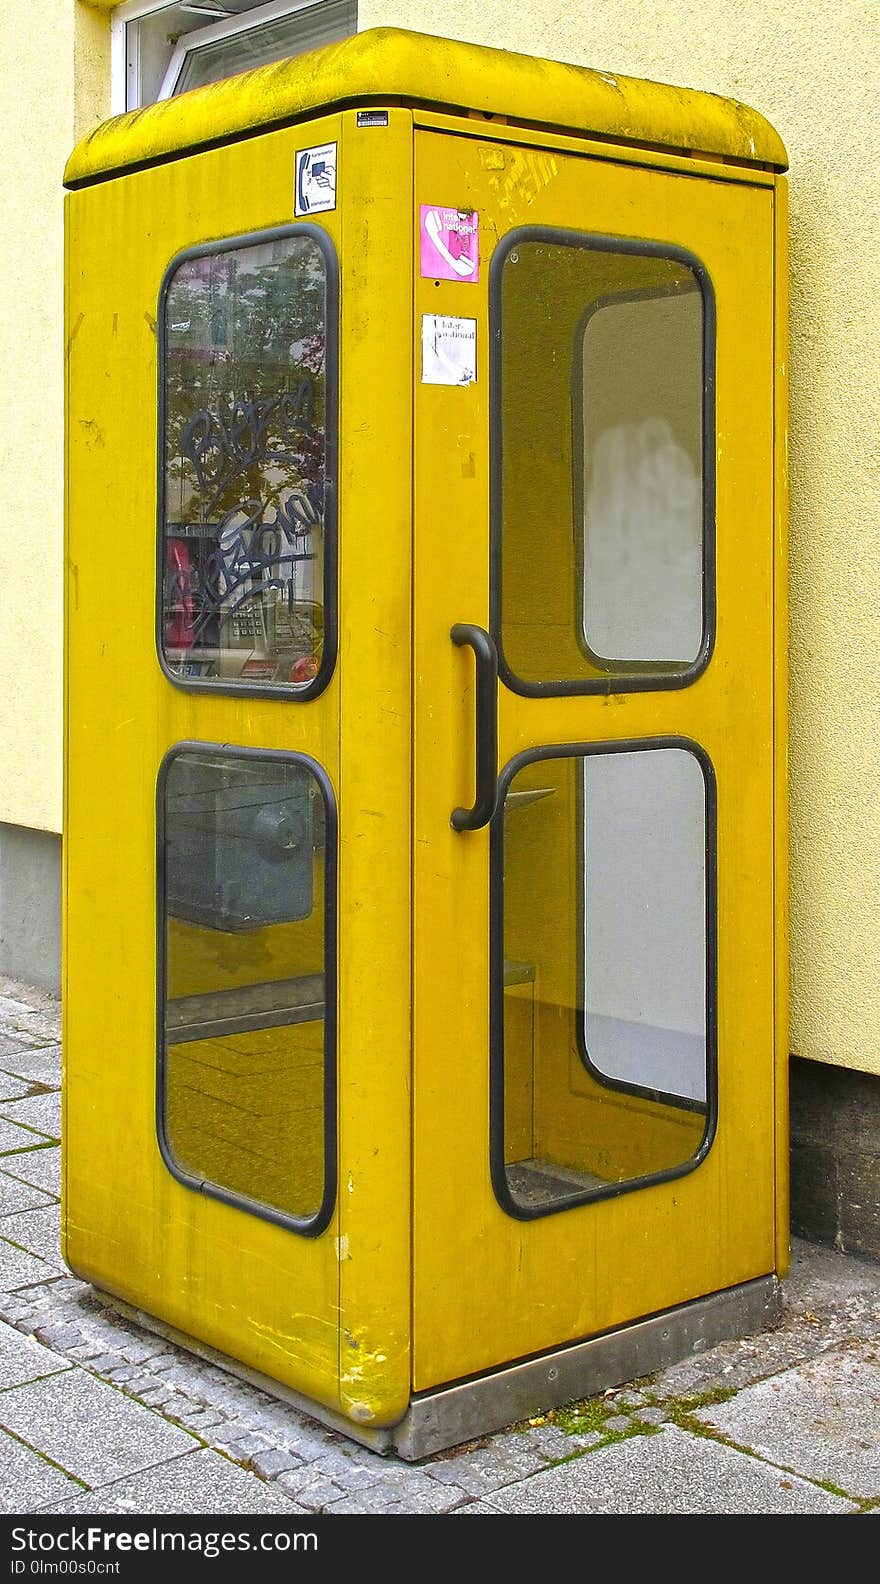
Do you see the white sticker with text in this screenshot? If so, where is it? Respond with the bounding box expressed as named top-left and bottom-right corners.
top-left (421, 314), bottom-right (477, 386)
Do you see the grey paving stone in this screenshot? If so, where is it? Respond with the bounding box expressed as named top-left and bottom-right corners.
top-left (8, 1013), bottom-right (62, 1044)
top-left (0, 1239), bottom-right (54, 1291)
top-left (0, 1076), bottom-right (35, 1103)
top-left (0, 1317), bottom-right (71, 1388)
top-left (4, 1147), bottom-right (60, 1196)
top-left (634, 1406), bottom-right (673, 1426)
top-left (217, 1411), bottom-right (333, 1463)
top-left (39, 1448), bottom-right (309, 1514)
top-left (0, 1369), bottom-right (199, 1485)
top-left (515, 1424), bottom-right (575, 1461)
top-left (567, 1429), bottom-right (606, 1450)
top-left (603, 1413), bottom-right (637, 1431)
top-left (279, 1472), bottom-right (348, 1511)
top-left (124, 1373), bottom-right (162, 1396)
top-left (302, 1445), bottom-right (390, 1483)
top-left (426, 1442), bottom-right (547, 1494)
top-left (1, 1203), bottom-right (64, 1268)
top-left (171, 1407), bottom-right (225, 1435)
top-left (0, 1034), bottom-right (46, 1062)
top-left (0, 1427), bottom-right (81, 1513)
top-left (0, 1118), bottom-right (51, 1155)
top-left (696, 1342), bottom-right (880, 1499)
top-left (250, 1446), bottom-right (302, 1479)
top-left (476, 1425), bottom-right (857, 1514)
top-left (36, 1323), bottom-right (89, 1354)
top-left (0, 1276), bottom-right (85, 1325)
top-left (0, 997), bottom-right (34, 1021)
top-left (41, 1304), bottom-right (137, 1361)
top-left (327, 1461), bottom-right (387, 1494)
top-left (325, 1477), bottom-right (464, 1514)
top-left (0, 1171), bottom-right (53, 1217)
top-left (81, 1352), bottom-right (125, 1375)
top-left (608, 1390), bottom-right (650, 1409)
top-left (454, 1500), bottom-right (505, 1514)
top-left (0, 1047), bottom-right (62, 1085)
top-left (130, 1383), bottom-right (177, 1407)
top-left (136, 1350), bottom-right (178, 1374)
top-left (0, 1092), bottom-right (61, 1141)
top-left (0, 980), bottom-right (59, 1012)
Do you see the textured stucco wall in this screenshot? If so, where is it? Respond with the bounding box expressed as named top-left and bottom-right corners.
top-left (0, 2), bottom-right (109, 835)
top-left (360, 0), bottom-right (880, 1077)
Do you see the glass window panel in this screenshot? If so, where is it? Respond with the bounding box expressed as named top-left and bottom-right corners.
top-left (161, 231), bottom-right (333, 692)
top-left (494, 233), bottom-right (711, 692)
top-left (581, 289), bottom-right (703, 663)
top-left (494, 744), bottom-right (714, 1218)
top-left (160, 747), bottom-right (334, 1228)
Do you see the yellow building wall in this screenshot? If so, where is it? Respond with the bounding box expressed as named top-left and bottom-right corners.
top-left (4, 3), bottom-right (876, 1074)
top-left (360, 0), bottom-right (880, 1078)
top-left (0, 1), bottom-right (109, 834)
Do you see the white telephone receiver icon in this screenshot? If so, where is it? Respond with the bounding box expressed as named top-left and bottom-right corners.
top-left (424, 209), bottom-right (476, 276)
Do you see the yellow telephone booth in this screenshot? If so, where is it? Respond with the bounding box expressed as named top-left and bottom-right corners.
top-left (63, 28), bottom-right (789, 1458)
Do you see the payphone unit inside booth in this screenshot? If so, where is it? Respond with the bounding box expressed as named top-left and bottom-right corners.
top-left (63, 28), bottom-right (789, 1459)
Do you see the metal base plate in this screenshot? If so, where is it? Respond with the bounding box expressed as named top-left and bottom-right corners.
top-left (104, 1275), bottom-right (780, 1462)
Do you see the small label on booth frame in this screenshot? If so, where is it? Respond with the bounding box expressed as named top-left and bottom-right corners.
top-left (421, 314), bottom-right (478, 386)
top-left (295, 143), bottom-right (337, 215)
top-left (420, 205), bottom-right (480, 282)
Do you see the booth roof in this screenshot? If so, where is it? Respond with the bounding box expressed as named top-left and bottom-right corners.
top-left (63, 26), bottom-right (787, 189)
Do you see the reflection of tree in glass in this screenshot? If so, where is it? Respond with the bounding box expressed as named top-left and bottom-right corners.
top-left (165, 238), bottom-right (327, 523)
top-left (162, 237), bottom-right (329, 677)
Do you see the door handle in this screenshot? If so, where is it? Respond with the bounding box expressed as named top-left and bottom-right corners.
top-left (450, 623), bottom-right (498, 831)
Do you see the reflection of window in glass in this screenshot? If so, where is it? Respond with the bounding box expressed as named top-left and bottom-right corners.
top-left (160, 230), bottom-right (335, 693)
top-left (494, 233), bottom-right (712, 693)
top-left (493, 743), bottom-right (714, 1220)
top-left (159, 747), bottom-right (335, 1231)
top-left (582, 748), bottom-right (708, 1105)
top-left (581, 289), bottom-right (703, 664)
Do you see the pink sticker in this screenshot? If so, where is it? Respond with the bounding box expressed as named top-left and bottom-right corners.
top-left (420, 205), bottom-right (479, 282)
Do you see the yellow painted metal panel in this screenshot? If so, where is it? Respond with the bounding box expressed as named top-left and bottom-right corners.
top-left (413, 108), bottom-right (778, 190)
top-left (65, 116), bottom-right (350, 1414)
top-left (334, 108), bottom-right (414, 1427)
top-left (412, 128), bottom-right (781, 1389)
top-left (63, 27), bottom-right (787, 191)
top-left (773, 176), bottom-right (791, 1277)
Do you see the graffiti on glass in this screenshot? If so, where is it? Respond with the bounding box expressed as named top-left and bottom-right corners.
top-left (162, 235), bottom-right (328, 686)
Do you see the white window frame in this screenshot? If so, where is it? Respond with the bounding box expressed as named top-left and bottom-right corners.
top-left (111, 0), bottom-right (349, 114)
top-left (159, 0), bottom-right (336, 100)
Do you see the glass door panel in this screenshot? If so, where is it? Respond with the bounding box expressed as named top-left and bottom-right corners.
top-left (493, 743), bottom-right (714, 1220)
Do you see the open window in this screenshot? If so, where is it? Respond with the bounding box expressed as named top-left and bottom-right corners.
top-left (114, 0), bottom-right (357, 112)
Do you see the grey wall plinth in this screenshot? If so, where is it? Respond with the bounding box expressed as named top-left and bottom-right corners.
top-left (0, 823), bottom-right (61, 993)
top-left (791, 1055), bottom-right (880, 1263)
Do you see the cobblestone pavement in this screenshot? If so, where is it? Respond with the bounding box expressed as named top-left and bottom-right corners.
top-left (1, 974), bottom-right (879, 1516)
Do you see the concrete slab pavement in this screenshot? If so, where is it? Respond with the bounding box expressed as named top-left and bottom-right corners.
top-left (0, 973), bottom-right (878, 1518)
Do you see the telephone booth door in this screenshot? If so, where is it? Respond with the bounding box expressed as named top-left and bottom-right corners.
top-left (412, 127), bottom-right (786, 1395)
